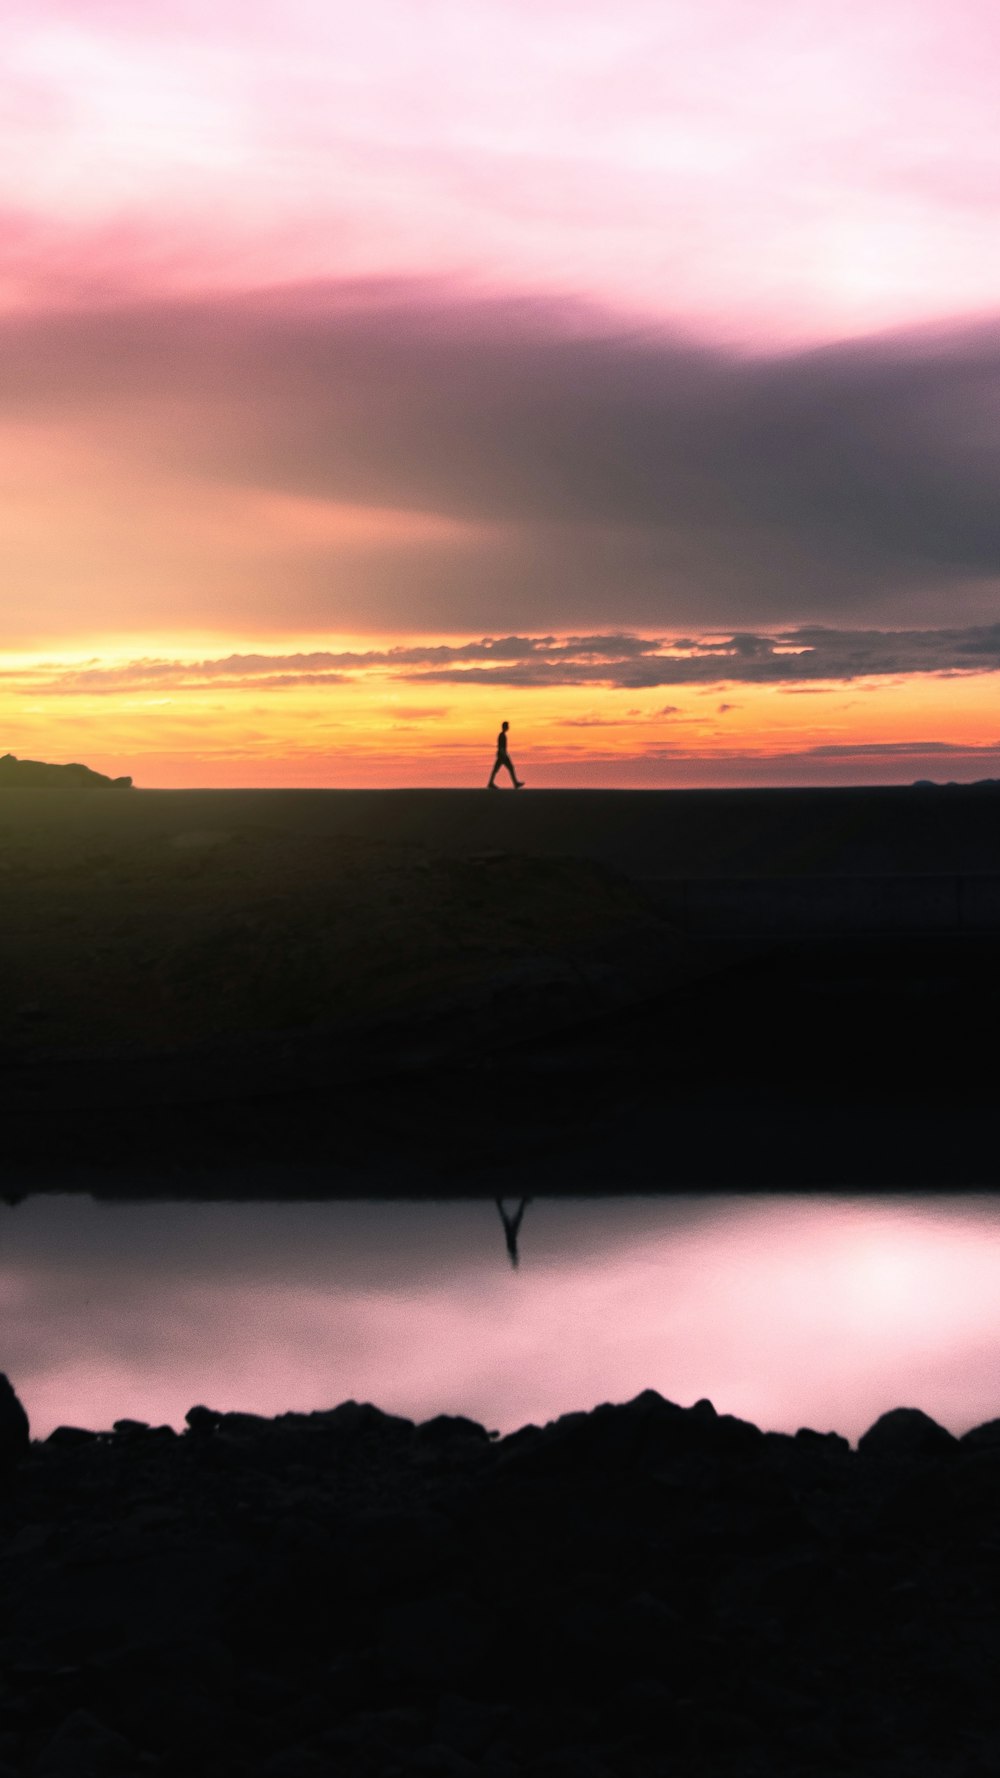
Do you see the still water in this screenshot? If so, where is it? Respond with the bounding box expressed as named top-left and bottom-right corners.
top-left (3, 1193), bottom-right (1000, 1446)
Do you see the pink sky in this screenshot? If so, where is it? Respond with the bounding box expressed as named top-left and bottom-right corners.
top-left (3, 0), bottom-right (999, 784)
top-left (6, 0), bottom-right (1000, 341)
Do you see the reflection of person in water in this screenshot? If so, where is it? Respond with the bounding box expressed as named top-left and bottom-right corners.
top-left (496, 1197), bottom-right (531, 1267)
top-left (488, 721), bottom-right (524, 790)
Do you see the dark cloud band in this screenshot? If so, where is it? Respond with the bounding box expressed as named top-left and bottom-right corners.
top-left (10, 623), bottom-right (1000, 696)
top-left (3, 283), bottom-right (1000, 636)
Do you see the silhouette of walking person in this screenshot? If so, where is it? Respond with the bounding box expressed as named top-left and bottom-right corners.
top-left (495, 1197), bottom-right (532, 1268)
top-left (488, 720), bottom-right (524, 789)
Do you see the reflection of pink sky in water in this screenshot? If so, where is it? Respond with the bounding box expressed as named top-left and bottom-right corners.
top-left (4, 1195), bottom-right (1000, 1445)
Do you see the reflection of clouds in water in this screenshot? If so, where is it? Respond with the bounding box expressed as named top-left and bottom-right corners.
top-left (1, 1194), bottom-right (722, 1282)
top-left (4, 1195), bottom-right (1000, 1444)
top-left (0, 1272), bottom-right (30, 1311)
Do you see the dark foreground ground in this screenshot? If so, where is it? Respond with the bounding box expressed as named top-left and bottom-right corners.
top-left (2, 1380), bottom-right (999, 1778)
top-left (1, 784), bottom-right (998, 1188)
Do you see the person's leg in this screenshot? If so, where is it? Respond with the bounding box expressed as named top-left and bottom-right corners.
top-left (503, 757), bottom-right (518, 784)
top-left (488, 756), bottom-right (501, 786)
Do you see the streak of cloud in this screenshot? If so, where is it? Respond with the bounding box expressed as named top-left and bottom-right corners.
top-left (11, 623), bottom-right (1000, 698)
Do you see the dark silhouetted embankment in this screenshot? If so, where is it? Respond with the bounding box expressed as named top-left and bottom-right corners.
top-left (3, 786), bottom-right (999, 1185)
top-left (1, 1373), bottom-right (998, 1776)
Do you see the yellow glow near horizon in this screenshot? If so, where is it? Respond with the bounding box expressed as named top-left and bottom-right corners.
top-left (1, 633), bottom-right (999, 788)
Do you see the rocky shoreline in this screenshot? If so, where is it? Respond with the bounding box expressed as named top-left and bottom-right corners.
top-left (2, 1377), bottom-right (999, 1776)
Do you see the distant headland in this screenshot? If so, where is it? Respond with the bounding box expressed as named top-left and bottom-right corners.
top-left (0, 753), bottom-right (132, 789)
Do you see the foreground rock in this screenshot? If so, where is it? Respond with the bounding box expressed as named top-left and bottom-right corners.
top-left (0, 1375), bottom-right (29, 1470)
top-left (1, 1384), bottom-right (999, 1776)
top-left (0, 753), bottom-right (132, 789)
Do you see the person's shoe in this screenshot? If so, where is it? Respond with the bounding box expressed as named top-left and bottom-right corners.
top-left (514, 780), bottom-right (525, 788)
top-left (487, 781), bottom-right (498, 789)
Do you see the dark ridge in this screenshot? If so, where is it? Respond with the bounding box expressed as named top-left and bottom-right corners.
top-left (1, 1374), bottom-right (998, 1776)
top-left (0, 752), bottom-right (132, 788)
top-left (0, 783), bottom-right (998, 1183)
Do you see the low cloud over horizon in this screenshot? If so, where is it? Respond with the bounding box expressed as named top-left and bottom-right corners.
top-left (8, 623), bottom-right (1000, 698)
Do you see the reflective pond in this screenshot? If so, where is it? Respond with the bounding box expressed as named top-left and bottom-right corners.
top-left (3, 1192), bottom-right (1000, 1445)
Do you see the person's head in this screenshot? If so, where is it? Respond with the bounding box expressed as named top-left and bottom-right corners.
top-left (501, 720), bottom-right (509, 731)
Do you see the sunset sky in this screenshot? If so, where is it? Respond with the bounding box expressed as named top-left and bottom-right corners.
top-left (3, 0), bottom-right (1000, 786)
